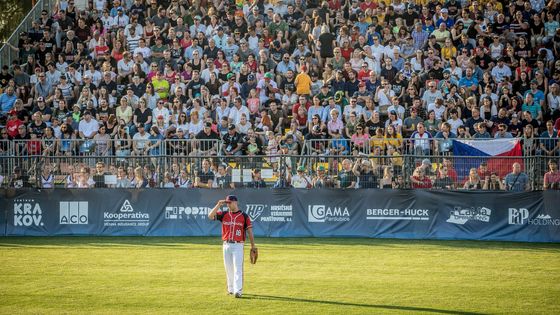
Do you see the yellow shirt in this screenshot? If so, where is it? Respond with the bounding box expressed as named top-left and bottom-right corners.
top-left (152, 78), bottom-right (170, 100)
top-left (383, 134), bottom-right (403, 151)
top-left (294, 72), bottom-right (312, 95)
top-left (441, 46), bottom-right (457, 61)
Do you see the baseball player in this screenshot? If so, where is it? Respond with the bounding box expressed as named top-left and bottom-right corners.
top-left (208, 195), bottom-right (257, 298)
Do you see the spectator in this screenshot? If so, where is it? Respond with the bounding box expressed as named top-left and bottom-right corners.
top-left (483, 172), bottom-right (505, 191)
top-left (291, 165), bottom-right (311, 189)
top-left (247, 169), bottom-right (267, 188)
top-left (463, 168), bottom-right (483, 190)
top-left (543, 160), bottom-right (560, 190)
top-left (337, 159), bottom-right (357, 189)
top-left (410, 167), bottom-right (432, 189)
top-left (504, 163), bottom-right (531, 192)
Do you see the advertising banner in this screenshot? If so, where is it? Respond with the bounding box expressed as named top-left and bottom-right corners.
top-left (1, 189), bottom-right (559, 242)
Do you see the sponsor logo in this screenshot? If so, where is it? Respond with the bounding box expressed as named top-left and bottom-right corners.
top-left (509, 208), bottom-right (560, 226)
top-left (60, 201), bottom-right (89, 225)
top-left (103, 199), bottom-right (150, 227)
top-left (164, 206), bottom-right (211, 220)
top-left (246, 204), bottom-right (266, 222)
top-left (366, 208), bottom-right (430, 221)
top-left (248, 204), bottom-right (293, 222)
top-left (447, 206), bottom-right (492, 225)
top-left (13, 199), bottom-right (44, 227)
top-left (308, 205), bottom-right (350, 223)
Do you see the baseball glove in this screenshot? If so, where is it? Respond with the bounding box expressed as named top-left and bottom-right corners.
top-left (250, 247), bottom-right (258, 264)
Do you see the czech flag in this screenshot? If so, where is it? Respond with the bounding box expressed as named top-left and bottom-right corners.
top-left (452, 139), bottom-right (523, 180)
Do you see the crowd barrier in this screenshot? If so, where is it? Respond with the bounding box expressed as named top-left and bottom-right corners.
top-left (1, 189), bottom-right (559, 242)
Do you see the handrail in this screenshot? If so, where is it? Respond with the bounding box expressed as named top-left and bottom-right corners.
top-left (0, 0), bottom-right (54, 69)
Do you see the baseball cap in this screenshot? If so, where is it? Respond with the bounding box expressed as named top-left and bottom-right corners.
top-left (297, 165), bottom-right (306, 172)
top-left (248, 73), bottom-right (255, 81)
top-left (264, 72), bottom-right (273, 79)
top-left (441, 8), bottom-right (448, 13)
top-left (228, 124), bottom-right (236, 130)
top-left (390, 110), bottom-right (397, 115)
top-left (317, 165), bottom-right (326, 171)
top-left (227, 72), bottom-right (235, 80)
top-left (204, 121), bottom-right (212, 127)
top-left (225, 195), bottom-right (238, 203)
top-left (422, 158), bottom-right (431, 165)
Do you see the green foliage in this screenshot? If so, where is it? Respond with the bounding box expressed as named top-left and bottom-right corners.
top-left (0, 0), bottom-right (29, 41)
top-left (0, 237), bottom-right (559, 314)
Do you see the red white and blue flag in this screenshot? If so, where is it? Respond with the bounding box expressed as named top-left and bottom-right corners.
top-left (452, 138), bottom-right (523, 179)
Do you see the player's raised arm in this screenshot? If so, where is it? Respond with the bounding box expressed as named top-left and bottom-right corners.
top-left (208, 200), bottom-right (225, 220)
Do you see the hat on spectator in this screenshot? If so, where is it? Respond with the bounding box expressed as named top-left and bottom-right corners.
top-left (248, 73), bottom-right (255, 81)
top-left (511, 113), bottom-right (518, 118)
top-left (227, 72), bottom-right (235, 80)
top-left (317, 165), bottom-right (326, 171)
top-left (422, 158), bottom-right (431, 165)
top-left (264, 72), bottom-right (273, 80)
top-left (443, 69), bottom-right (451, 74)
top-left (297, 165), bottom-right (306, 172)
top-left (204, 121), bottom-right (212, 127)
top-left (358, 81), bottom-right (366, 87)
top-left (194, 15), bottom-right (201, 20)
top-left (390, 110), bottom-right (397, 115)
top-left (441, 8), bottom-right (448, 13)
top-left (530, 79), bottom-right (538, 84)
top-left (177, 128), bottom-right (184, 132)
top-left (228, 124), bottom-right (236, 130)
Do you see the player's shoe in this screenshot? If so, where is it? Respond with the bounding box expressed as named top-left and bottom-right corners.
top-left (234, 292), bottom-right (242, 298)
top-left (228, 291), bottom-right (233, 295)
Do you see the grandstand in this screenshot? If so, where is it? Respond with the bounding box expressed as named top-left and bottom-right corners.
top-left (1, 0), bottom-right (559, 191)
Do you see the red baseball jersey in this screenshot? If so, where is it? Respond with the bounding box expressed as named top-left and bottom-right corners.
top-left (216, 210), bottom-right (252, 242)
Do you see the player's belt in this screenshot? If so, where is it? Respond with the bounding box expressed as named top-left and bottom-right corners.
top-left (224, 240), bottom-right (244, 244)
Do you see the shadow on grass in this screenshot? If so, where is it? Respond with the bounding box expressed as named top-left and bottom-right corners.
top-left (0, 237), bottom-right (558, 251)
top-left (242, 294), bottom-right (486, 315)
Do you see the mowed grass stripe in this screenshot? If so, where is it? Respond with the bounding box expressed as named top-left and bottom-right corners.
top-left (0, 237), bottom-right (558, 315)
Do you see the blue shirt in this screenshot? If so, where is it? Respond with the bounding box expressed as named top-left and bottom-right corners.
top-left (458, 76), bottom-right (478, 89)
top-left (0, 92), bottom-right (17, 113)
top-left (504, 172), bottom-right (529, 192)
top-left (307, 106), bottom-right (324, 123)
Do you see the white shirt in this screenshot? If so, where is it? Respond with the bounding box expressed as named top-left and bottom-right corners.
top-left (427, 104), bottom-right (446, 120)
top-left (78, 118), bottom-right (99, 138)
top-left (152, 106), bottom-right (170, 123)
top-left (291, 174), bottom-right (311, 188)
top-left (228, 105), bottom-right (251, 125)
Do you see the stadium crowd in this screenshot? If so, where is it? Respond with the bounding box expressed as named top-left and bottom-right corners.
top-left (1, 0), bottom-right (560, 190)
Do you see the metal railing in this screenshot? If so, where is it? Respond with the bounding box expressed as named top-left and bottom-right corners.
top-left (0, 0), bottom-right (55, 69)
top-left (0, 153), bottom-right (556, 190)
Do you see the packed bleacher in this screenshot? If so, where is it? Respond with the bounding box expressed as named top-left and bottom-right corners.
top-left (0, 0), bottom-right (560, 190)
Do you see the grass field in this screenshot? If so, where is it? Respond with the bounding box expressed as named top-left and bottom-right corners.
top-left (0, 237), bottom-right (559, 315)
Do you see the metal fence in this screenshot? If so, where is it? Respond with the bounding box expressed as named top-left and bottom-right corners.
top-left (0, 0), bottom-right (55, 69)
top-left (0, 152), bottom-right (555, 190)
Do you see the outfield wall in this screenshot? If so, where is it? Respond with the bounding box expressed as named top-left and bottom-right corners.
top-left (1, 189), bottom-right (559, 242)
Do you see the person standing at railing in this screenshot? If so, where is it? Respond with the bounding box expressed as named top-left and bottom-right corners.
top-left (538, 121), bottom-right (559, 156)
top-left (543, 160), bottom-right (560, 190)
top-left (0, 86), bottom-right (17, 116)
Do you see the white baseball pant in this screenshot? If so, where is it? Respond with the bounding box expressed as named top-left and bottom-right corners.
top-left (223, 242), bottom-right (244, 294)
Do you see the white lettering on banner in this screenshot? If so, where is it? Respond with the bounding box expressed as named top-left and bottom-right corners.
top-left (366, 208), bottom-right (430, 220)
top-left (13, 200), bottom-right (44, 227)
top-left (164, 206), bottom-right (212, 220)
top-left (103, 200), bottom-right (150, 227)
top-left (446, 207), bottom-right (492, 225)
top-left (308, 205), bottom-right (350, 223)
top-left (60, 201), bottom-right (89, 225)
top-left (246, 204), bottom-right (266, 222)
top-left (508, 208), bottom-right (560, 226)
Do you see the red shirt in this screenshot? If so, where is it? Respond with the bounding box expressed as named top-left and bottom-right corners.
top-left (217, 210), bottom-right (252, 242)
top-left (411, 176), bottom-right (433, 189)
